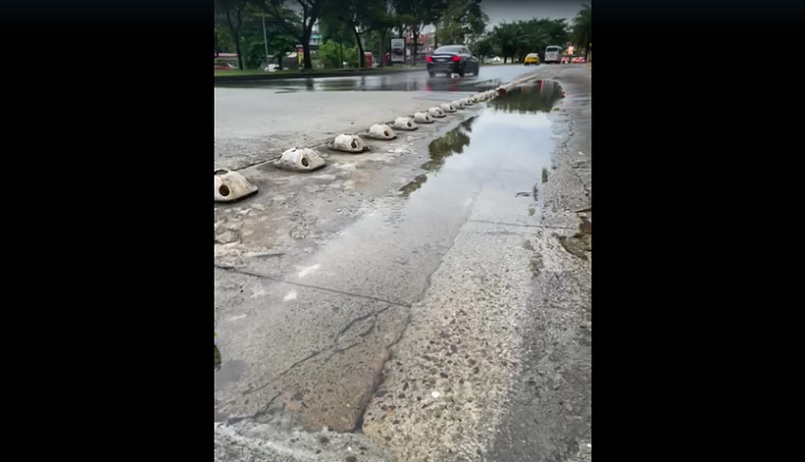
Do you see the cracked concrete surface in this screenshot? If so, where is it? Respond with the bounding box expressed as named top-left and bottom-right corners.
top-left (215, 64), bottom-right (591, 461)
top-left (362, 219), bottom-right (537, 462)
top-left (215, 267), bottom-right (412, 432)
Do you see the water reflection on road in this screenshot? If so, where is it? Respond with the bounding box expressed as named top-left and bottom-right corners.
top-left (215, 64), bottom-right (540, 93)
top-left (398, 80), bottom-right (565, 201)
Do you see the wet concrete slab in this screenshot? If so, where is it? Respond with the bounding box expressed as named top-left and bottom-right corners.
top-left (216, 83), bottom-right (562, 435)
top-left (485, 66), bottom-right (592, 462)
top-left (215, 419), bottom-right (394, 462)
top-left (214, 65), bottom-right (591, 461)
top-left (361, 219), bottom-right (538, 461)
top-left (355, 83), bottom-right (582, 460)
top-left (214, 267), bottom-right (409, 433)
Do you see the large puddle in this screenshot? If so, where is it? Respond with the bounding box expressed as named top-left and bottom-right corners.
top-left (398, 80), bottom-right (565, 202)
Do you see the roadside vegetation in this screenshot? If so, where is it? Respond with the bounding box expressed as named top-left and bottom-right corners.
top-left (214, 0), bottom-right (591, 71)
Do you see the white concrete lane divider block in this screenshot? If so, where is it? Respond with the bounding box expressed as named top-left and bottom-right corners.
top-left (439, 102), bottom-right (457, 113)
top-left (413, 112), bottom-right (435, 123)
top-left (273, 147), bottom-right (326, 172)
top-left (365, 123), bottom-right (397, 140)
top-left (214, 169), bottom-right (258, 203)
top-left (451, 99), bottom-right (465, 109)
top-left (392, 116), bottom-right (418, 130)
top-left (428, 107), bottom-right (446, 118)
top-left (464, 96), bottom-right (476, 105)
top-left (328, 133), bottom-right (369, 153)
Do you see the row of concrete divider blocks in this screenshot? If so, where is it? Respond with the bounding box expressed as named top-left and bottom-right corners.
top-left (215, 77), bottom-right (536, 203)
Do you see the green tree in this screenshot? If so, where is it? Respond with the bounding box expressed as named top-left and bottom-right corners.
top-left (257, 7), bottom-right (302, 70)
top-left (319, 15), bottom-right (356, 68)
top-left (259, 0), bottom-right (334, 70)
top-left (393, 0), bottom-right (448, 65)
top-left (488, 18), bottom-right (569, 62)
top-left (320, 0), bottom-right (389, 68)
top-left (531, 18), bottom-right (569, 47)
top-left (490, 22), bottom-right (528, 63)
top-left (471, 35), bottom-right (496, 58)
top-left (529, 18), bottom-right (569, 60)
top-left (215, 0), bottom-right (252, 69)
top-left (215, 4), bottom-right (301, 70)
top-left (364, 1), bottom-right (400, 67)
top-left (436, 0), bottom-right (487, 45)
top-left (319, 39), bottom-right (358, 67)
top-left (214, 26), bottom-right (233, 56)
top-left (571, 3), bottom-right (591, 61)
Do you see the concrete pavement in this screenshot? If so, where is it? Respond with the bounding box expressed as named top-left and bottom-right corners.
top-left (214, 63), bottom-right (591, 462)
top-left (214, 64), bottom-right (537, 171)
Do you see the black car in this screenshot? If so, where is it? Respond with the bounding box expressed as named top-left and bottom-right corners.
top-left (427, 45), bottom-right (480, 77)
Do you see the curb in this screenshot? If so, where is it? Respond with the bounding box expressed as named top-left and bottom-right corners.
top-left (215, 67), bottom-right (426, 83)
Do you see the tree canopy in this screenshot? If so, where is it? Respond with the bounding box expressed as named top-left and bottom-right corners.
top-left (213, 2), bottom-right (590, 70)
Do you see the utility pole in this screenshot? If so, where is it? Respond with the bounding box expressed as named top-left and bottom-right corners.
top-left (262, 15), bottom-right (269, 69)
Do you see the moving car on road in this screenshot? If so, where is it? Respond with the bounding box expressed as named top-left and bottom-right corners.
top-left (427, 45), bottom-right (480, 77)
top-left (214, 60), bottom-right (236, 71)
top-left (544, 45), bottom-right (562, 63)
top-left (524, 53), bottom-right (540, 65)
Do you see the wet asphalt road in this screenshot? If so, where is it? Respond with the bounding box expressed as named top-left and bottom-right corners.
top-left (216, 63), bottom-right (544, 93)
top-left (214, 64), bottom-right (591, 462)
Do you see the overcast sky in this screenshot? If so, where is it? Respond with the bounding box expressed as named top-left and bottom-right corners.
top-left (482, 0), bottom-right (588, 28)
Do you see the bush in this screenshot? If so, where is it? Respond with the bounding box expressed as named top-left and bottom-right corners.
top-left (318, 40), bottom-right (359, 69)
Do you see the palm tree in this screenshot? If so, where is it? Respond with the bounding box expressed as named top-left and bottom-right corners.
top-left (572, 3), bottom-right (591, 61)
top-left (492, 22), bottom-right (528, 63)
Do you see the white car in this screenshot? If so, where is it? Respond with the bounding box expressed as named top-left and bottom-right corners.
top-left (544, 46), bottom-right (562, 63)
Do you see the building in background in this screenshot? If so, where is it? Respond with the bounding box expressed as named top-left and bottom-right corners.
top-left (310, 20), bottom-right (322, 54)
top-left (402, 31), bottom-right (435, 63)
